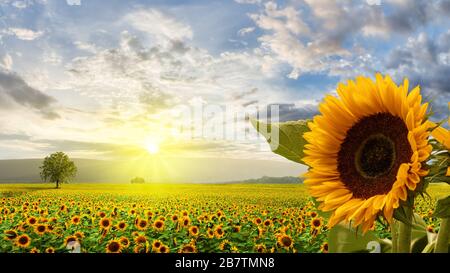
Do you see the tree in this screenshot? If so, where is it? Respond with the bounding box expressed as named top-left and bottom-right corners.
top-left (131, 177), bottom-right (145, 184)
top-left (40, 152), bottom-right (77, 189)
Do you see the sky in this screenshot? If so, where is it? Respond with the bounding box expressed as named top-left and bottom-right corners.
top-left (0, 0), bottom-right (449, 169)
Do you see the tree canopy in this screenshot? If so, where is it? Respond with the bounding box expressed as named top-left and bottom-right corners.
top-left (131, 177), bottom-right (146, 184)
top-left (40, 152), bottom-right (77, 188)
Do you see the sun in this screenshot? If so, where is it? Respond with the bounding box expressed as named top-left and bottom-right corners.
top-left (145, 141), bottom-right (160, 155)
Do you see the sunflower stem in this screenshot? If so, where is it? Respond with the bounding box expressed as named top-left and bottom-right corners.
top-left (397, 206), bottom-right (413, 253)
top-left (435, 218), bottom-right (450, 253)
top-left (391, 220), bottom-right (398, 253)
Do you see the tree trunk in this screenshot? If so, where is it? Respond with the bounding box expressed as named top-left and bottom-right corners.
top-left (56, 180), bottom-right (59, 189)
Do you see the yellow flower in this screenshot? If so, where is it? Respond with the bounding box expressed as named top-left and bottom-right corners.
top-left (188, 226), bottom-right (199, 237)
top-left (428, 108), bottom-right (449, 177)
top-left (310, 218), bottom-right (323, 229)
top-left (304, 74), bottom-right (432, 232)
top-left (99, 218), bottom-right (112, 229)
top-left (119, 237), bottom-right (130, 248)
top-left (116, 221), bottom-right (127, 231)
top-left (152, 240), bottom-right (162, 252)
top-left (16, 234), bottom-right (31, 248)
top-left (34, 224), bottom-right (47, 235)
top-left (136, 218), bottom-right (149, 230)
top-left (153, 220), bottom-right (165, 231)
top-left (45, 247), bottom-right (55, 253)
top-left (106, 240), bottom-right (122, 253)
top-left (158, 244), bottom-right (170, 253)
top-left (179, 243), bottom-right (197, 253)
top-left (277, 234), bottom-right (293, 249)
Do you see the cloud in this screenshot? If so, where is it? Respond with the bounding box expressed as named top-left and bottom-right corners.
top-left (74, 41), bottom-right (100, 54)
top-left (11, 1), bottom-right (28, 9)
top-left (123, 9), bottom-right (193, 42)
top-left (0, 54), bottom-right (13, 70)
top-left (237, 27), bottom-right (255, 36)
top-left (243, 0), bottom-right (450, 79)
top-left (2, 27), bottom-right (44, 40)
top-left (0, 70), bottom-right (60, 119)
top-left (258, 102), bottom-right (320, 122)
top-left (386, 31), bottom-right (450, 120)
top-left (234, 0), bottom-right (262, 4)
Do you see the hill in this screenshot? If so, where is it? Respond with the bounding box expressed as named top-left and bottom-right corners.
top-left (0, 157), bottom-right (305, 183)
top-left (224, 176), bottom-right (302, 184)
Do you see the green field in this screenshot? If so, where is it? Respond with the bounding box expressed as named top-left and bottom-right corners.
top-left (1, 183), bottom-right (449, 253)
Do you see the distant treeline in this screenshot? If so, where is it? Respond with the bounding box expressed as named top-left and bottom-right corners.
top-left (225, 176), bottom-right (303, 184)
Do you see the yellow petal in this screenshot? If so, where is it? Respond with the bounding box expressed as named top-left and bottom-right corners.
top-left (429, 123), bottom-right (450, 149)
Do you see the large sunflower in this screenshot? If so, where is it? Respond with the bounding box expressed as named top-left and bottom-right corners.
top-left (303, 74), bottom-right (432, 232)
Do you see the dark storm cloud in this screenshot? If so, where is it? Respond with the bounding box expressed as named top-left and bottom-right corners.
top-left (0, 70), bottom-right (60, 119)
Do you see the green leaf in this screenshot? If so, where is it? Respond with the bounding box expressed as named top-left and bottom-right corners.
top-left (422, 242), bottom-right (436, 253)
top-left (251, 119), bottom-right (310, 164)
top-left (434, 195), bottom-right (450, 218)
top-left (392, 213), bottom-right (433, 253)
top-left (411, 213), bottom-right (427, 240)
top-left (328, 223), bottom-right (391, 253)
top-left (393, 205), bottom-right (413, 225)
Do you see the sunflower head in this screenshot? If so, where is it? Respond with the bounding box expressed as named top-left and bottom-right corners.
top-left (136, 218), bottom-right (148, 230)
top-left (74, 231), bottom-right (85, 239)
top-left (134, 235), bottom-right (147, 245)
top-left (152, 240), bottom-right (162, 251)
top-left (119, 237), bottom-right (130, 247)
top-left (30, 248), bottom-right (39, 253)
top-left (179, 243), bottom-right (197, 253)
top-left (71, 216), bottom-right (81, 225)
top-left (277, 234), bottom-right (293, 249)
top-left (158, 245), bottom-right (170, 253)
top-left (27, 216), bottom-right (37, 225)
top-left (64, 235), bottom-right (78, 246)
top-left (304, 74), bottom-right (432, 232)
top-left (16, 234), bottom-right (31, 248)
top-left (45, 247), bottom-right (55, 253)
top-left (99, 218), bottom-right (112, 229)
top-left (4, 229), bottom-right (18, 240)
top-left (117, 221), bottom-right (127, 231)
top-left (106, 240), bottom-right (122, 253)
top-left (310, 218), bottom-right (323, 229)
top-left (255, 244), bottom-right (266, 253)
top-left (263, 219), bottom-right (272, 227)
top-left (35, 224), bottom-right (47, 235)
top-left (153, 220), bottom-right (165, 231)
top-left (189, 226), bottom-right (199, 236)
top-left (180, 217), bottom-right (190, 227)
top-left (207, 228), bottom-right (215, 238)
top-left (214, 225), bottom-right (225, 238)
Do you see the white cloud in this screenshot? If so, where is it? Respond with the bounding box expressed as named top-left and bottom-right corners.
top-left (74, 41), bottom-right (99, 53)
top-left (42, 51), bottom-right (62, 65)
top-left (11, 1), bottom-right (28, 8)
top-left (234, 0), bottom-right (262, 4)
top-left (244, 0), bottom-right (450, 79)
top-left (2, 27), bottom-right (44, 40)
top-left (0, 54), bottom-right (13, 70)
top-left (66, 0), bottom-right (81, 6)
top-left (237, 27), bottom-right (255, 37)
top-left (123, 9), bottom-right (193, 42)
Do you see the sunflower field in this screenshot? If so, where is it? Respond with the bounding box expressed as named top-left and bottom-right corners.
top-left (1, 183), bottom-right (449, 253)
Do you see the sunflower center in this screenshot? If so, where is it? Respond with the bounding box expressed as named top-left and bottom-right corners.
top-left (338, 113), bottom-right (412, 199)
top-left (356, 134), bottom-right (396, 178)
